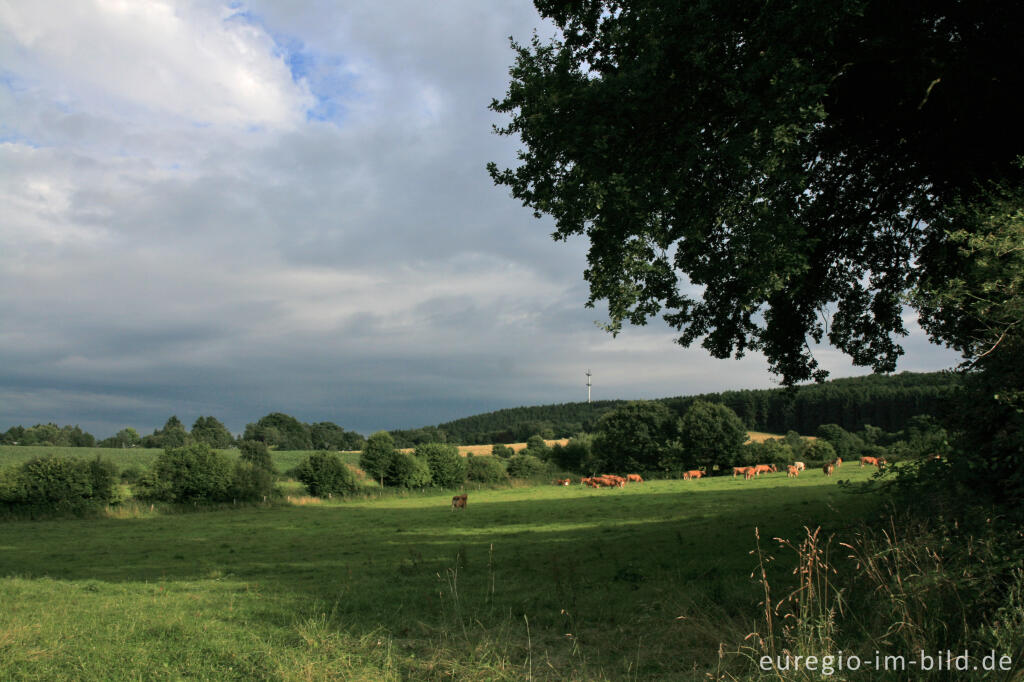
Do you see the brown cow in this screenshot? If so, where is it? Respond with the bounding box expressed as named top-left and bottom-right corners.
top-left (752, 464), bottom-right (775, 475)
top-left (793, 461), bottom-right (805, 472)
top-left (683, 470), bottom-right (704, 480)
top-left (627, 474), bottom-right (643, 483)
top-left (787, 465), bottom-right (800, 478)
top-left (744, 468), bottom-right (756, 480)
top-left (554, 478), bottom-right (571, 486)
top-left (823, 462), bottom-right (835, 477)
top-left (732, 466), bottom-right (749, 478)
top-left (860, 456), bottom-right (879, 467)
top-left (605, 475), bottom-right (627, 487)
top-left (835, 457), bottom-right (843, 468)
top-left (451, 494), bottom-right (468, 510)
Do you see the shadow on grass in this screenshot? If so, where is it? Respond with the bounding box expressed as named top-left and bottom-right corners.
top-left (0, 478), bottom-right (885, 679)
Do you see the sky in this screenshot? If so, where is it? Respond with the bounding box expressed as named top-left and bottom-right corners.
top-left (0, 1), bottom-right (962, 439)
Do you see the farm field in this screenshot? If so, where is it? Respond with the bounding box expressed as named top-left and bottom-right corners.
top-left (0, 466), bottom-right (883, 680)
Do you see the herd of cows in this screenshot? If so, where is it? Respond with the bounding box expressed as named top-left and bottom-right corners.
top-left (449, 456), bottom-right (891, 509)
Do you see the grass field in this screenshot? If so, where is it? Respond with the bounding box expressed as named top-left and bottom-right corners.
top-left (0, 465), bottom-right (883, 680)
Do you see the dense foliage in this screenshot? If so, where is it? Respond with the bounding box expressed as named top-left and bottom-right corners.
top-left (360, 431), bottom-right (396, 485)
top-left (0, 455), bottom-right (117, 514)
top-left (465, 456), bottom-right (509, 484)
top-left (415, 443), bottom-right (466, 488)
top-left (505, 454), bottom-right (548, 479)
top-left (419, 372), bottom-right (957, 444)
top-left (238, 440), bottom-right (275, 472)
top-left (592, 401), bottom-right (681, 473)
top-left (190, 416), bottom-right (235, 449)
top-left (489, 0), bottom-right (1023, 387)
top-left (386, 451), bottom-right (432, 489)
top-left (142, 416), bottom-right (189, 449)
top-left (295, 451), bottom-right (358, 497)
top-left (678, 400), bottom-right (747, 470)
top-left (144, 443), bottom-right (234, 503)
top-left (0, 424), bottom-right (96, 447)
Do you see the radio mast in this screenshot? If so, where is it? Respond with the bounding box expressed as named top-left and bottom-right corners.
top-left (585, 369), bottom-right (592, 403)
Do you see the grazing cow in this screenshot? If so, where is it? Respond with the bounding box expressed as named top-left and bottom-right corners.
top-left (683, 470), bottom-right (704, 480)
top-left (860, 456), bottom-right (879, 467)
top-left (794, 461), bottom-right (805, 472)
top-left (787, 465), bottom-right (800, 478)
top-left (744, 468), bottom-right (756, 480)
top-left (606, 475), bottom-right (627, 487)
top-left (752, 464), bottom-right (775, 475)
top-left (451, 494), bottom-right (468, 511)
top-left (627, 474), bottom-right (644, 483)
top-left (823, 462), bottom-right (835, 477)
top-left (554, 478), bottom-right (571, 486)
top-left (732, 466), bottom-right (749, 478)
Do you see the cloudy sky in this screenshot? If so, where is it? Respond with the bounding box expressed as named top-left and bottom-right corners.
top-left (0, 1), bottom-right (960, 438)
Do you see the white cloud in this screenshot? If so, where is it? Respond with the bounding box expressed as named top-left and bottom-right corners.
top-left (0, 0), bottom-right (313, 129)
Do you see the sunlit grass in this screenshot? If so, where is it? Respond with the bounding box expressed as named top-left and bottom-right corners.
top-left (0, 467), bottom-right (881, 679)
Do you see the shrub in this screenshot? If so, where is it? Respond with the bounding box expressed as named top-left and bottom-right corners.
top-left (678, 400), bottom-right (747, 470)
top-left (416, 443), bottom-right (466, 488)
top-left (153, 443), bottom-right (234, 503)
top-left (7, 455), bottom-right (117, 512)
top-left (804, 439), bottom-right (838, 465)
top-left (239, 439), bottom-right (275, 472)
top-left (0, 466), bottom-right (19, 506)
top-left (491, 443), bottom-right (515, 458)
top-left (593, 401), bottom-right (681, 472)
top-left (296, 451), bottom-right (357, 496)
top-left (387, 451), bottom-right (432, 488)
top-left (506, 454), bottom-right (548, 478)
top-left (119, 465), bottom-right (145, 485)
top-left (360, 431), bottom-right (396, 484)
top-left (524, 434), bottom-right (551, 460)
top-left (229, 460), bottom-right (276, 501)
top-left (466, 456), bottom-right (508, 484)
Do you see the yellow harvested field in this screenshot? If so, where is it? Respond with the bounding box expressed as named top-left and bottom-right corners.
top-left (398, 439), bottom-right (570, 456)
top-left (745, 431), bottom-right (816, 443)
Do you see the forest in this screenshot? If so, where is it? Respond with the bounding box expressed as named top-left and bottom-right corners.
top-left (424, 371), bottom-right (958, 445)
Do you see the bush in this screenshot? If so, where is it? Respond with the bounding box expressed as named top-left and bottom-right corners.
top-left (524, 434), bottom-right (551, 460)
top-left (152, 443), bottom-right (234, 503)
top-left (679, 400), bottom-right (747, 470)
top-left (491, 443), bottom-right (515, 458)
top-left (296, 451), bottom-right (358, 496)
top-left (387, 451), bottom-right (432, 488)
top-left (506, 454), bottom-right (548, 478)
top-left (239, 439), bottom-right (275, 472)
top-left (416, 443), bottom-right (466, 488)
top-left (466, 456), bottom-right (508, 484)
top-left (229, 460), bottom-right (276, 501)
top-left (361, 431), bottom-right (396, 484)
top-left (804, 439), bottom-right (838, 465)
top-left (6, 455), bottom-right (117, 512)
top-left (593, 401), bottom-right (681, 472)
top-left (119, 465), bottom-right (145, 485)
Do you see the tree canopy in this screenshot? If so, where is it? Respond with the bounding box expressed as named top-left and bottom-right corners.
top-left (489, 0), bottom-right (1024, 384)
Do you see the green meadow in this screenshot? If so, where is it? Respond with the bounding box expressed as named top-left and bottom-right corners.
top-left (0, 467), bottom-right (883, 680)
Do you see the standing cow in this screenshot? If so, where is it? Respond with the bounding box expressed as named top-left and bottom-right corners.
top-left (451, 494), bottom-right (468, 510)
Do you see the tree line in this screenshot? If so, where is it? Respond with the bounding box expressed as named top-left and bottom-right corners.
top-left (1, 413), bottom-right (366, 452)
top-left (427, 371), bottom-right (958, 444)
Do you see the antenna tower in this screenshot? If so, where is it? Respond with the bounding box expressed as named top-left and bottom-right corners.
top-left (586, 369), bottom-right (592, 403)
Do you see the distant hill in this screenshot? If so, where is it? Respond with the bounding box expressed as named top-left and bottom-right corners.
top-left (394, 371), bottom-right (960, 446)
